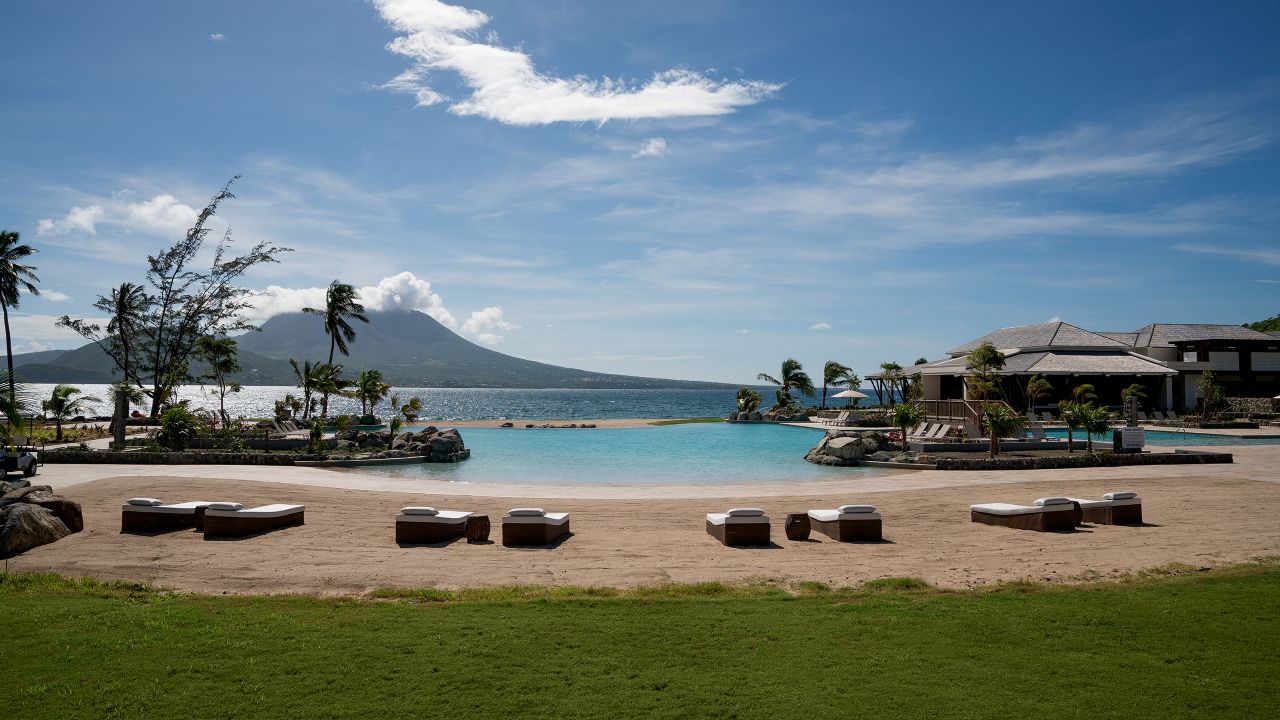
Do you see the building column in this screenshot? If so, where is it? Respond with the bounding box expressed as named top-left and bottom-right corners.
top-left (1163, 376), bottom-right (1173, 411)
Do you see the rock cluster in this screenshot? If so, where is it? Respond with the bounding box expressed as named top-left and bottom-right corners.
top-left (804, 430), bottom-right (891, 466)
top-left (511, 423), bottom-right (597, 429)
top-left (0, 479), bottom-right (84, 557)
top-left (725, 411), bottom-right (764, 422)
top-left (334, 427), bottom-right (469, 462)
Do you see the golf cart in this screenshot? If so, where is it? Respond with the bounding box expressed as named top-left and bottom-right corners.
top-left (2, 434), bottom-right (40, 478)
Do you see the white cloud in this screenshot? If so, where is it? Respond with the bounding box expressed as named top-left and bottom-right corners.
top-left (462, 305), bottom-right (519, 344)
top-left (36, 193), bottom-right (197, 237)
top-left (1174, 243), bottom-right (1280, 267)
top-left (633, 138), bottom-right (667, 158)
top-left (210, 33), bottom-right (226, 42)
top-left (735, 328), bottom-right (752, 335)
top-left (42, 291), bottom-right (71, 302)
top-left (13, 339), bottom-right (55, 354)
top-left (36, 204), bottom-right (104, 235)
top-left (1048, 315), bottom-right (1063, 323)
top-left (809, 322), bottom-right (831, 331)
top-left (245, 271), bottom-right (457, 328)
top-left (373, 0), bottom-right (780, 125)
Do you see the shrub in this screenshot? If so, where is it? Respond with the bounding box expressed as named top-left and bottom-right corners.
top-left (156, 406), bottom-right (202, 450)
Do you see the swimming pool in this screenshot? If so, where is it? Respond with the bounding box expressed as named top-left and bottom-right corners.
top-left (363, 423), bottom-right (890, 486)
top-left (1043, 428), bottom-right (1280, 446)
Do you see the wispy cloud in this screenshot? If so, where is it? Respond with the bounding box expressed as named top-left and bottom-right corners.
top-left (372, 0), bottom-right (780, 125)
top-left (37, 193), bottom-right (197, 238)
top-left (209, 33), bottom-right (226, 42)
top-left (808, 322), bottom-right (831, 331)
top-left (42, 291), bottom-right (71, 302)
top-left (1174, 243), bottom-right (1280, 266)
top-left (633, 137), bottom-right (667, 158)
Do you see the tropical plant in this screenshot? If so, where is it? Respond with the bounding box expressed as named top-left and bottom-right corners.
top-left (1120, 383), bottom-right (1146, 403)
top-left (889, 403), bottom-right (926, 453)
top-left (878, 362), bottom-right (904, 407)
top-left (1077, 404), bottom-right (1114, 452)
top-left (41, 384), bottom-right (102, 442)
top-left (315, 363), bottom-right (351, 421)
top-left (757, 359), bottom-right (815, 409)
top-left (1058, 400), bottom-right (1084, 453)
top-left (401, 396), bottom-right (422, 422)
top-left (333, 414), bottom-right (354, 433)
top-left (964, 342), bottom-right (1006, 401)
top-left (1198, 369), bottom-right (1228, 417)
top-left (308, 418), bottom-right (325, 454)
top-left (57, 178), bottom-right (290, 417)
top-left (289, 359), bottom-right (323, 420)
top-left (980, 402), bottom-right (1025, 458)
top-left (1025, 374), bottom-right (1053, 413)
top-left (273, 393), bottom-right (304, 422)
top-left (389, 416), bottom-right (404, 441)
top-left (355, 369), bottom-right (391, 416)
top-left (0, 230), bottom-right (40, 402)
top-left (303, 280), bottom-right (369, 365)
top-left (914, 357), bottom-right (929, 365)
top-left (820, 361), bottom-right (857, 409)
top-left (735, 386), bottom-right (762, 414)
top-left (0, 373), bottom-right (32, 447)
top-left (156, 406), bottom-right (201, 450)
top-left (1072, 383), bottom-right (1098, 404)
top-left (194, 336), bottom-right (242, 426)
top-left (905, 372), bottom-right (924, 402)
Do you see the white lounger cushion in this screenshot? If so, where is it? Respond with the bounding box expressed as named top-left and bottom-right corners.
top-left (205, 503), bottom-right (303, 518)
top-left (504, 512), bottom-right (568, 525)
top-left (401, 506), bottom-right (438, 515)
top-left (396, 510), bottom-right (471, 523)
top-left (836, 504), bottom-right (876, 514)
top-left (508, 507), bottom-right (545, 516)
top-left (208, 502), bottom-right (245, 511)
top-left (970, 503), bottom-right (1067, 516)
top-left (1066, 497), bottom-right (1112, 509)
top-left (1033, 497), bottom-right (1073, 507)
top-left (726, 508), bottom-right (765, 517)
top-left (122, 501), bottom-right (215, 514)
top-left (1103, 491), bottom-right (1138, 500)
top-left (127, 498), bottom-right (163, 506)
top-left (707, 513), bottom-right (770, 525)
top-left (809, 509), bottom-right (881, 522)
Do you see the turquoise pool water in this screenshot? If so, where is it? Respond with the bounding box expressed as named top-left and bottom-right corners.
top-left (369, 423), bottom-right (887, 486)
top-left (1044, 428), bottom-right (1279, 446)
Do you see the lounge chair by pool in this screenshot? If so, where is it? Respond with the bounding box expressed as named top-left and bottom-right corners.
top-left (1041, 411), bottom-right (1055, 423)
top-left (823, 411), bottom-right (851, 426)
top-left (395, 506), bottom-right (474, 544)
top-left (203, 503), bottom-right (305, 538)
top-left (1165, 410), bottom-right (1179, 421)
top-left (120, 498), bottom-right (217, 532)
top-left (807, 504), bottom-right (881, 542)
top-left (501, 508), bottom-right (570, 546)
top-left (1149, 410), bottom-right (1166, 421)
top-left (706, 508), bottom-right (770, 546)
top-left (1060, 491), bottom-right (1142, 525)
top-left (970, 497), bottom-right (1077, 532)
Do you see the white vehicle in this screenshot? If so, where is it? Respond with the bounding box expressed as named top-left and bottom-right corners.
top-left (2, 449), bottom-right (38, 478)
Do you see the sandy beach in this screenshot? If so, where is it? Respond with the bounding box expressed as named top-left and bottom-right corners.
top-left (11, 441), bottom-right (1279, 594)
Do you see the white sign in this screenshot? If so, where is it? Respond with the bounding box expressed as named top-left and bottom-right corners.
top-left (1121, 427), bottom-right (1145, 450)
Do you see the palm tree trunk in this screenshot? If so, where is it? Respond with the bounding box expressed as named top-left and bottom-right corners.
top-left (55, 416), bottom-right (62, 442)
top-left (328, 334), bottom-right (336, 365)
top-left (1067, 428), bottom-right (1074, 453)
top-left (821, 384), bottom-right (828, 410)
top-left (2, 303), bottom-right (13, 402)
top-left (989, 434), bottom-right (997, 458)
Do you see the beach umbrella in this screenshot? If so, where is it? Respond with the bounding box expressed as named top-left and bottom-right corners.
top-left (832, 389), bottom-right (869, 407)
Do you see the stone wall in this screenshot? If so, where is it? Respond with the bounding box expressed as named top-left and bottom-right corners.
top-left (934, 450), bottom-right (1233, 471)
top-left (1226, 397), bottom-right (1278, 415)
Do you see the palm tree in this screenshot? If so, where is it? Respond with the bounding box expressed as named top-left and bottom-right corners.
top-left (303, 280), bottom-right (369, 365)
top-left (878, 362), bottom-right (904, 406)
top-left (0, 372), bottom-right (32, 447)
top-left (0, 231), bottom-right (40, 402)
top-left (105, 281), bottom-right (149, 387)
top-left (757, 359), bottom-right (815, 410)
top-left (401, 396), bottom-right (422, 422)
top-left (981, 402), bottom-right (1025, 458)
top-left (820, 361), bottom-right (857, 409)
top-left (889, 402), bottom-right (926, 453)
top-left (1077, 404), bottom-right (1114, 453)
top-left (315, 363), bottom-right (352, 420)
top-left (355, 369), bottom-right (391, 416)
top-left (289, 359), bottom-right (324, 420)
top-left (1072, 383), bottom-right (1098, 404)
top-left (735, 386), bottom-right (762, 414)
top-left (1025, 374), bottom-right (1053, 414)
top-left (41, 384), bottom-right (102, 442)
top-left (1058, 400), bottom-right (1084, 453)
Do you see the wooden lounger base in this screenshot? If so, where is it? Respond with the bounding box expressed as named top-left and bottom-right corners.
top-left (203, 511), bottom-right (305, 538)
top-left (970, 508), bottom-right (1076, 532)
top-left (121, 511), bottom-right (197, 533)
top-left (502, 521), bottom-right (570, 547)
top-left (811, 517), bottom-right (881, 542)
top-left (396, 521), bottom-right (467, 544)
top-left (706, 520), bottom-right (770, 547)
top-left (1082, 504), bottom-right (1143, 525)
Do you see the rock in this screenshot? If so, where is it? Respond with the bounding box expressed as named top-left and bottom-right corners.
top-left (748, 411), bottom-right (763, 422)
top-left (867, 451), bottom-right (895, 462)
top-left (582, 424), bottom-right (596, 428)
top-left (334, 440), bottom-right (355, 450)
top-left (355, 431), bottom-right (368, 444)
top-left (0, 479), bottom-right (31, 495)
top-left (726, 412), bottom-right (739, 422)
top-left (499, 422), bottom-right (514, 428)
top-left (20, 490), bottom-right (83, 533)
top-left (364, 437), bottom-right (385, 449)
top-left (335, 429), bottom-right (358, 442)
top-left (420, 426), bottom-right (439, 436)
top-left (860, 438), bottom-right (880, 453)
top-left (860, 431), bottom-right (884, 444)
top-left (376, 429), bottom-right (392, 440)
top-left (359, 414), bottom-right (377, 426)
top-left (0, 484), bottom-right (54, 508)
top-left (825, 437), bottom-right (865, 461)
top-left (0, 503), bottom-right (71, 558)
top-left (526, 424), bottom-right (535, 428)
top-left (390, 433), bottom-right (408, 450)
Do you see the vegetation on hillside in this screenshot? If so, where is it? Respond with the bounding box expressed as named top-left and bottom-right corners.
top-left (1244, 314), bottom-right (1280, 332)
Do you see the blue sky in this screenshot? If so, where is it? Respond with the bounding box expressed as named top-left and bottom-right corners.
top-left (2, 0), bottom-right (1277, 384)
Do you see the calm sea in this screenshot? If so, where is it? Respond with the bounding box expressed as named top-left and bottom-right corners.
top-left (25, 384), bottom-right (785, 421)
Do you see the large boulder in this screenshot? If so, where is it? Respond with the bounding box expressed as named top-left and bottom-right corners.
top-left (825, 437), bottom-right (865, 461)
top-left (748, 411), bottom-right (763, 422)
top-left (726, 411), bottom-right (740, 422)
top-left (19, 489), bottom-right (83, 533)
top-left (390, 433), bottom-right (408, 450)
top-left (803, 432), bottom-right (865, 466)
top-left (0, 503), bottom-right (71, 558)
top-left (359, 414), bottom-right (377, 426)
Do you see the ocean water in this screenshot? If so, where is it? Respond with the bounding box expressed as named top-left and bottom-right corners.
top-left (23, 384), bottom-right (768, 421)
top-left (1043, 428), bottom-right (1279, 446)
top-left (362, 422), bottom-right (891, 486)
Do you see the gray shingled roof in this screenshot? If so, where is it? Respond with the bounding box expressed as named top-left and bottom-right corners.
top-left (1132, 323), bottom-right (1278, 348)
top-left (948, 321), bottom-right (1130, 355)
top-left (1096, 332), bottom-right (1138, 346)
top-left (915, 350), bottom-right (1175, 376)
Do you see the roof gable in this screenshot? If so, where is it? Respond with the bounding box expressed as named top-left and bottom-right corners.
top-left (1132, 323), bottom-right (1278, 348)
top-left (948, 321), bottom-right (1130, 356)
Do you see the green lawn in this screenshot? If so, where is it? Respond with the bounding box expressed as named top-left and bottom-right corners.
top-left (3, 566), bottom-right (1277, 719)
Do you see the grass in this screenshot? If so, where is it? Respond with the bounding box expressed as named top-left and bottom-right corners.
top-left (647, 417), bottom-right (726, 426)
top-left (2, 565), bottom-right (1277, 719)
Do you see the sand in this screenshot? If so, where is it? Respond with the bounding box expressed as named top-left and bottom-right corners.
top-left (11, 443), bottom-right (1280, 595)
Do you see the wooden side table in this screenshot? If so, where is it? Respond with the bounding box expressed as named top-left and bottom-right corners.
top-left (464, 514), bottom-right (491, 543)
top-left (784, 512), bottom-right (811, 541)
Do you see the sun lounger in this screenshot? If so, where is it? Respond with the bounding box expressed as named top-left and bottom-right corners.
top-left (823, 411), bottom-right (849, 426)
top-left (1165, 410), bottom-right (1179, 421)
top-left (395, 506), bottom-right (474, 544)
top-left (1136, 411), bottom-right (1149, 422)
top-left (1041, 411), bottom-right (1055, 422)
top-left (202, 502), bottom-right (305, 538)
top-left (1060, 491), bottom-right (1143, 525)
top-left (120, 498), bottom-right (217, 532)
top-left (1148, 410), bottom-right (1165, 422)
top-left (807, 504), bottom-right (881, 542)
top-left (706, 508), bottom-right (770, 546)
top-left (970, 497), bottom-right (1077, 531)
top-left (928, 423), bottom-right (951, 439)
top-left (1028, 424), bottom-right (1047, 440)
top-left (501, 508), bottom-right (570, 546)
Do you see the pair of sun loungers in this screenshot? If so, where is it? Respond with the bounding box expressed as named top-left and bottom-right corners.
top-left (121, 498), bottom-right (305, 538)
top-left (395, 507), bottom-right (571, 547)
top-left (822, 411), bottom-right (861, 426)
top-left (970, 491), bottom-right (1142, 531)
top-left (706, 504), bottom-right (882, 546)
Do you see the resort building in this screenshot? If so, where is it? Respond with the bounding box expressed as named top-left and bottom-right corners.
top-left (898, 321), bottom-right (1279, 427)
